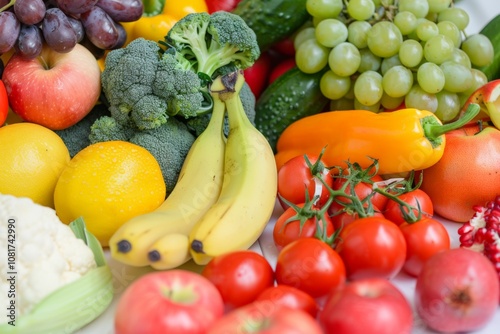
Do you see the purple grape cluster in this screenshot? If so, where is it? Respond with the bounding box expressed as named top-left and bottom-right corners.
top-left (0, 0), bottom-right (143, 59)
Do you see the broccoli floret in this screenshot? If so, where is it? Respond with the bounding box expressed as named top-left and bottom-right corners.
top-left (129, 117), bottom-right (196, 192)
top-left (55, 104), bottom-right (110, 157)
top-left (166, 11), bottom-right (260, 78)
top-left (89, 116), bottom-right (136, 143)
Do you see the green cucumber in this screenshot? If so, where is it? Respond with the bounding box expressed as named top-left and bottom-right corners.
top-left (255, 67), bottom-right (329, 152)
top-left (231, 0), bottom-right (310, 51)
top-left (478, 14), bottom-right (500, 81)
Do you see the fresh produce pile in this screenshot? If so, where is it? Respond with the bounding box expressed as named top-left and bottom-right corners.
top-left (2, 0), bottom-right (500, 333)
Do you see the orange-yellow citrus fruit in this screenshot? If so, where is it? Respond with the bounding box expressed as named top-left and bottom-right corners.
top-left (54, 141), bottom-right (166, 246)
top-left (0, 122), bottom-right (70, 208)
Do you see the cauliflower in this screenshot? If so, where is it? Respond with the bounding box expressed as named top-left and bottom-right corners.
top-left (0, 194), bottom-right (96, 320)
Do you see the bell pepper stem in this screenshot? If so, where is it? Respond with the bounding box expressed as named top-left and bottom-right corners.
top-left (423, 103), bottom-right (480, 147)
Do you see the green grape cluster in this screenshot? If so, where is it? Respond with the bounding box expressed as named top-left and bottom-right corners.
top-left (298, 0), bottom-right (494, 122)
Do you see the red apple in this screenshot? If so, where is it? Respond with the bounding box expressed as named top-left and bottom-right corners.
top-left (461, 79), bottom-right (500, 126)
top-left (114, 270), bottom-right (224, 334)
top-left (1, 43), bottom-right (101, 130)
top-left (318, 278), bottom-right (413, 334)
top-left (208, 301), bottom-right (323, 334)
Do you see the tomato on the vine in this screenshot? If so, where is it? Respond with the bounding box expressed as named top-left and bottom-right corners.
top-left (201, 250), bottom-right (275, 311)
top-left (383, 189), bottom-right (434, 225)
top-left (399, 217), bottom-right (450, 277)
top-left (277, 153), bottom-right (333, 210)
top-left (273, 202), bottom-right (334, 250)
top-left (335, 216), bottom-right (407, 280)
top-left (332, 173), bottom-right (389, 211)
top-left (328, 200), bottom-right (384, 231)
top-left (275, 237), bottom-right (346, 299)
top-left (255, 285), bottom-right (319, 318)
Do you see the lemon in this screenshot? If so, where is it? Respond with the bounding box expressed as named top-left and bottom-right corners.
top-left (0, 122), bottom-right (70, 208)
top-left (54, 141), bottom-right (166, 246)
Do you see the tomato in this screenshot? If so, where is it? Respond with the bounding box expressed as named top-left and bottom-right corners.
top-left (334, 217), bottom-right (407, 280)
top-left (205, 0), bottom-right (242, 13)
top-left (383, 189), bottom-right (434, 225)
top-left (399, 217), bottom-right (450, 277)
top-left (243, 51), bottom-right (272, 99)
top-left (201, 250), bottom-right (275, 311)
top-left (275, 238), bottom-right (346, 299)
top-left (273, 203), bottom-right (334, 249)
top-left (332, 173), bottom-right (389, 212)
top-left (268, 58), bottom-right (296, 84)
top-left (329, 200), bottom-right (384, 231)
top-left (420, 123), bottom-right (500, 222)
top-left (255, 285), bottom-right (319, 318)
top-left (0, 81), bottom-right (8, 126)
top-left (277, 153), bottom-right (333, 210)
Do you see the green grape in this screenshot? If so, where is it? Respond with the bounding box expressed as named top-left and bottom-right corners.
top-left (347, 0), bottom-right (375, 21)
top-left (417, 62), bottom-right (445, 94)
top-left (315, 19), bottom-right (348, 48)
top-left (415, 19), bottom-right (439, 42)
top-left (330, 97), bottom-right (355, 111)
top-left (345, 81), bottom-right (355, 99)
top-left (320, 70), bottom-right (351, 100)
top-left (306, 0), bottom-right (343, 19)
top-left (437, 21), bottom-right (461, 48)
top-left (434, 90), bottom-right (460, 123)
top-left (295, 39), bottom-right (330, 74)
top-left (329, 42), bottom-right (361, 77)
top-left (354, 70), bottom-right (383, 106)
top-left (293, 27), bottom-right (316, 51)
top-left (358, 48), bottom-right (381, 72)
top-left (461, 34), bottom-right (495, 67)
top-left (381, 55), bottom-right (402, 75)
top-left (367, 21), bottom-right (403, 58)
top-left (437, 8), bottom-right (469, 30)
top-left (423, 34), bottom-right (454, 64)
top-left (347, 20), bottom-right (372, 49)
top-left (380, 93), bottom-right (405, 110)
top-left (382, 65), bottom-right (413, 97)
top-left (398, 0), bottom-right (429, 18)
top-left (405, 84), bottom-right (438, 112)
top-left (440, 61), bottom-right (473, 93)
top-left (427, 0), bottom-right (452, 14)
top-left (425, 11), bottom-right (438, 23)
top-left (394, 11), bottom-right (418, 36)
top-left (399, 39), bottom-right (423, 68)
top-left (354, 98), bottom-right (381, 112)
top-left (461, 68), bottom-right (488, 99)
top-left (449, 48), bottom-right (471, 68)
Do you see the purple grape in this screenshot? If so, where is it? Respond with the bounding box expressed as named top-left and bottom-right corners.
top-left (14, 0), bottom-right (46, 25)
top-left (96, 0), bottom-right (143, 22)
top-left (42, 8), bottom-right (77, 53)
top-left (16, 24), bottom-right (43, 59)
top-left (0, 11), bottom-right (21, 54)
top-left (55, 0), bottom-right (97, 15)
top-left (67, 16), bottom-right (85, 42)
top-left (110, 22), bottom-right (126, 49)
top-left (80, 6), bottom-right (119, 50)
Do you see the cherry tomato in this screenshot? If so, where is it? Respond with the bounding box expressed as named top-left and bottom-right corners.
top-left (243, 51), bottom-right (272, 99)
top-left (275, 237), bottom-right (346, 299)
top-left (277, 153), bottom-right (333, 210)
top-left (399, 217), bottom-right (451, 277)
top-left (0, 81), bottom-right (8, 126)
top-left (383, 189), bottom-right (434, 225)
top-left (335, 217), bottom-right (407, 280)
top-left (273, 203), bottom-right (334, 250)
top-left (328, 200), bottom-right (384, 231)
top-left (255, 285), bottom-right (319, 318)
top-left (268, 58), bottom-right (296, 84)
top-left (332, 173), bottom-right (389, 212)
top-left (201, 250), bottom-right (275, 311)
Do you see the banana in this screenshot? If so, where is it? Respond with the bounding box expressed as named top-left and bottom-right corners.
top-left (108, 96), bottom-right (227, 267)
top-left (188, 71), bottom-right (278, 265)
top-left (147, 233), bottom-right (191, 270)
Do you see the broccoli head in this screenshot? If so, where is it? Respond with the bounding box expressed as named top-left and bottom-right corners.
top-left (129, 117), bottom-right (196, 192)
top-left (165, 11), bottom-right (260, 78)
top-left (89, 116), bottom-right (136, 144)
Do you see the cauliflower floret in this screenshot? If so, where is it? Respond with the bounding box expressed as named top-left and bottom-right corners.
top-left (0, 194), bottom-right (96, 320)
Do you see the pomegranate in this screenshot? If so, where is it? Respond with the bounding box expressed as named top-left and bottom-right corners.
top-left (415, 248), bottom-right (499, 333)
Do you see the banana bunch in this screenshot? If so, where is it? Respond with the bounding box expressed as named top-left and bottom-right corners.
top-left (108, 71), bottom-right (278, 269)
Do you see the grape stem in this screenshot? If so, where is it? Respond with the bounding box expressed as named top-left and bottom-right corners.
top-left (422, 103), bottom-right (480, 148)
top-left (0, 0), bottom-right (15, 13)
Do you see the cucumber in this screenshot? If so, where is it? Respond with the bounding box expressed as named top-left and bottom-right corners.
top-left (478, 14), bottom-right (500, 81)
top-left (231, 0), bottom-right (310, 51)
top-left (254, 67), bottom-right (329, 152)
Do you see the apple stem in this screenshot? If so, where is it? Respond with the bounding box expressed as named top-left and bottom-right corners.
top-left (0, 0), bottom-right (16, 12)
top-left (161, 284), bottom-right (198, 304)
